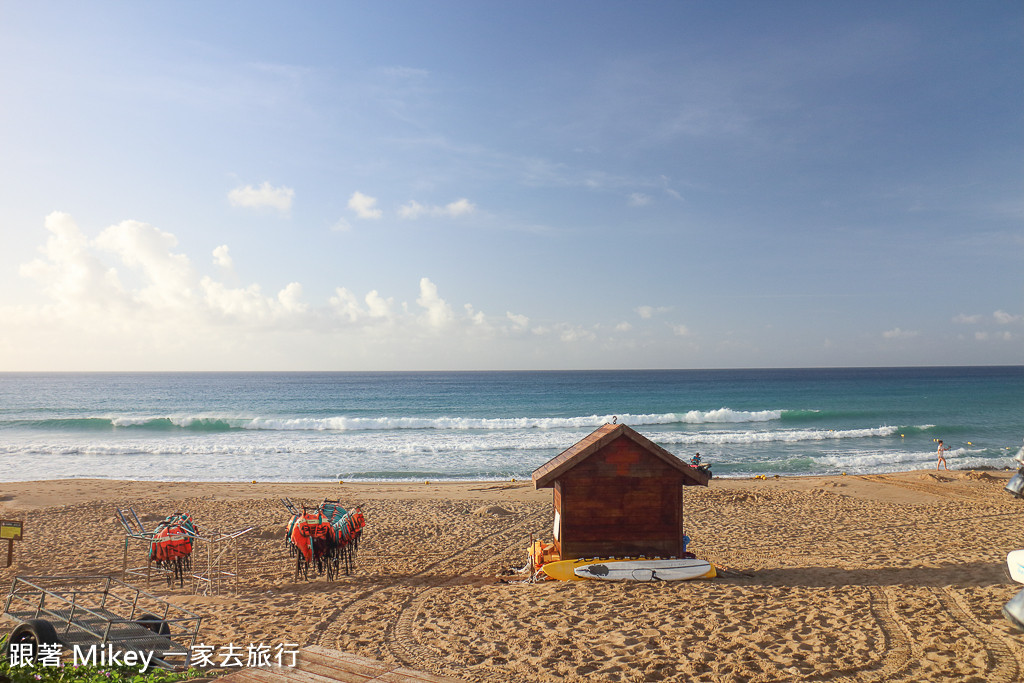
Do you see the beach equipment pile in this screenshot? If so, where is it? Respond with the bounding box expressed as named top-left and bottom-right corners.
top-left (283, 498), bottom-right (366, 581)
top-left (115, 507), bottom-right (253, 593)
top-left (116, 508), bottom-right (200, 588)
top-left (148, 512), bottom-right (198, 586)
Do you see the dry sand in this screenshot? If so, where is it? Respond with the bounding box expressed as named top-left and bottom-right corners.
top-left (2, 471), bottom-right (1023, 682)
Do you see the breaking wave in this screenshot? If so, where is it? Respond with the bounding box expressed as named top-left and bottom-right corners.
top-left (5, 408), bottom-right (784, 433)
top-left (0, 423), bottom-right (913, 458)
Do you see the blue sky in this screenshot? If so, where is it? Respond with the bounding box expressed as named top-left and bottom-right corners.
top-left (1, 2), bottom-right (1021, 370)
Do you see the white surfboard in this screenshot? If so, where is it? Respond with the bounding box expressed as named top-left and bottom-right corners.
top-left (573, 558), bottom-right (715, 582)
top-left (1004, 587), bottom-right (1024, 632)
top-left (1008, 550), bottom-right (1024, 584)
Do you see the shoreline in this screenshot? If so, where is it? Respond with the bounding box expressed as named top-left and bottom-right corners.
top-left (0, 468), bottom-right (1017, 509)
top-left (2, 470), bottom-right (1023, 681)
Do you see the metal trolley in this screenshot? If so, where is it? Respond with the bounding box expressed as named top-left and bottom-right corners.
top-left (2, 575), bottom-right (203, 671)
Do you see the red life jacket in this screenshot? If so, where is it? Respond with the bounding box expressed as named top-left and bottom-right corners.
top-left (290, 510), bottom-right (334, 562)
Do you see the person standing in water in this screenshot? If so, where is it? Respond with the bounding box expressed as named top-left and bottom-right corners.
top-left (936, 440), bottom-right (950, 470)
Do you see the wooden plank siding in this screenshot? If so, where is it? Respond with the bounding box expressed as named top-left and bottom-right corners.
top-left (558, 439), bottom-right (685, 558)
top-left (532, 423), bottom-right (706, 561)
top-left (553, 480), bottom-right (563, 556)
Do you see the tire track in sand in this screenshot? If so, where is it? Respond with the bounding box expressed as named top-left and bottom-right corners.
top-left (858, 586), bottom-right (918, 682)
top-left (931, 586), bottom-right (1021, 683)
top-left (385, 507), bottom-right (548, 682)
top-left (792, 586), bottom-right (917, 683)
top-left (314, 506), bottom-right (547, 681)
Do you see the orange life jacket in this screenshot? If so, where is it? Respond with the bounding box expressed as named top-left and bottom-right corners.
top-left (290, 510), bottom-right (334, 562)
top-left (529, 540), bottom-right (560, 570)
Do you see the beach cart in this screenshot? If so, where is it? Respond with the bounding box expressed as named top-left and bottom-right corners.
top-left (2, 575), bottom-right (202, 671)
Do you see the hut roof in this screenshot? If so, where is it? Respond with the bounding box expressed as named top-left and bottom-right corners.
top-left (531, 422), bottom-right (710, 489)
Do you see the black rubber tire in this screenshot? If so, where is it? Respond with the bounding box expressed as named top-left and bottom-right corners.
top-left (134, 613), bottom-right (171, 636)
top-left (4, 619), bottom-right (62, 662)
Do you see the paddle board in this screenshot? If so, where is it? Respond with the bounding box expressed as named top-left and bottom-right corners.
top-left (1008, 549), bottom-right (1024, 584)
top-left (540, 557), bottom-right (716, 581)
top-left (541, 557), bottom-right (607, 581)
top-left (574, 558), bottom-right (715, 581)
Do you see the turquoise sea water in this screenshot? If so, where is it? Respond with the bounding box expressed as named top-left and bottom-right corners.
top-left (0, 367), bottom-right (1021, 482)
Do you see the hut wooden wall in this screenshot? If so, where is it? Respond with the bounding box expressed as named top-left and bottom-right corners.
top-left (558, 436), bottom-right (684, 559)
top-left (553, 480), bottom-right (563, 556)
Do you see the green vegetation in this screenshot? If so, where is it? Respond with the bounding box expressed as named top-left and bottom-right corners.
top-left (0, 663), bottom-right (215, 682)
top-left (0, 636), bottom-right (216, 683)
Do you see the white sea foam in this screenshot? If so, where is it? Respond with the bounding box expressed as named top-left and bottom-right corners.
top-left (0, 423), bottom-right (909, 461)
top-left (239, 409), bottom-right (783, 431)
top-left (7, 408), bottom-right (787, 432)
top-left (654, 425), bottom-right (902, 445)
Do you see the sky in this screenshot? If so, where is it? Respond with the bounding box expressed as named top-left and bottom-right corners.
top-left (1, 2), bottom-right (1021, 371)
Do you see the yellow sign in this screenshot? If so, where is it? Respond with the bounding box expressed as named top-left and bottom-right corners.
top-left (1, 520), bottom-right (23, 541)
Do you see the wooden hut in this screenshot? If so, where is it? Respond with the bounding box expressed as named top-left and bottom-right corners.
top-left (531, 423), bottom-right (709, 560)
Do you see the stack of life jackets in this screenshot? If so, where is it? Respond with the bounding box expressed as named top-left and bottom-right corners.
top-left (287, 509), bottom-right (335, 565)
top-left (286, 502), bottom-right (367, 579)
top-left (149, 512), bottom-right (197, 585)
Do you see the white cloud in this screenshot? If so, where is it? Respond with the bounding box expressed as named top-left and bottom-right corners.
top-left (19, 212), bottom-right (126, 312)
top-left (671, 324), bottom-right (690, 337)
top-left (277, 282), bottom-right (307, 313)
top-left (329, 287), bottom-right (362, 322)
top-left (977, 330), bottom-right (1015, 342)
top-left (8, 212), bottom-right (746, 370)
top-left (398, 198), bottom-right (476, 219)
top-left (416, 277), bottom-right (454, 328)
top-left (557, 324), bottom-right (597, 343)
top-left (331, 218), bottom-right (352, 232)
top-left (397, 200), bottom-right (427, 219)
top-left (464, 303), bottom-right (487, 326)
top-left (201, 278), bottom-right (273, 319)
top-left (994, 310), bottom-right (1021, 324)
top-left (636, 305), bottom-right (670, 319)
top-left (327, 287), bottom-right (395, 324)
top-left (213, 245), bottom-right (233, 269)
top-left (365, 290), bottom-right (394, 319)
top-left (445, 198), bottom-right (475, 216)
top-left (953, 313), bottom-right (982, 324)
top-left (201, 278), bottom-right (310, 322)
top-left (93, 219), bottom-right (194, 310)
top-left (628, 192), bottom-right (652, 207)
top-left (379, 66), bottom-right (430, 80)
top-left (882, 327), bottom-right (918, 340)
top-left (348, 191), bottom-right (382, 219)
top-left (228, 182), bottom-right (294, 211)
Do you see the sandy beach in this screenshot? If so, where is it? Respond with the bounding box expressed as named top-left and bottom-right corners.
top-left (2, 471), bottom-right (1023, 682)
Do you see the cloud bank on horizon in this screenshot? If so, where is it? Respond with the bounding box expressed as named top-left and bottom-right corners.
top-left (0, 3), bottom-right (1020, 370)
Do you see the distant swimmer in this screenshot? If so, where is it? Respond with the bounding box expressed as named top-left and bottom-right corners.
top-left (936, 440), bottom-right (950, 471)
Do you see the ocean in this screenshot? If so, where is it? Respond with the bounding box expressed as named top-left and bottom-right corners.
top-left (0, 367), bottom-right (1021, 483)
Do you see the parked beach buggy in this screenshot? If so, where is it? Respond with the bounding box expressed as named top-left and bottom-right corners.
top-left (2, 575), bottom-right (202, 671)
